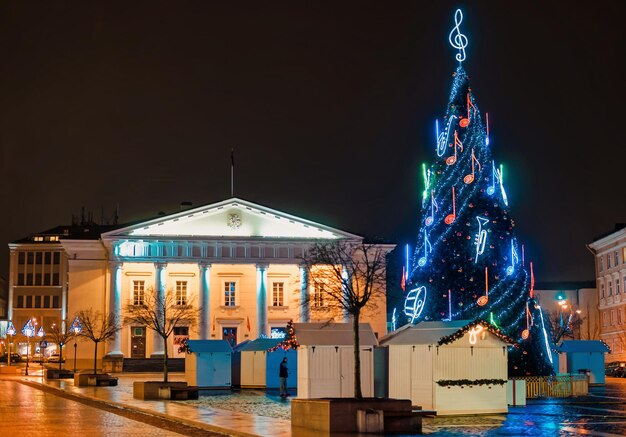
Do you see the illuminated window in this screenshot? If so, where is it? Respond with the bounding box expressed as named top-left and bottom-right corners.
top-left (313, 284), bottom-right (325, 308)
top-left (224, 282), bottom-right (236, 306)
top-left (133, 281), bottom-right (145, 306)
top-left (33, 236), bottom-right (43, 242)
top-left (272, 282), bottom-right (284, 307)
top-left (176, 281), bottom-right (188, 306)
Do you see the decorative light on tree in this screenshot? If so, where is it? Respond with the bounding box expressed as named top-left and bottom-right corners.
top-left (404, 8), bottom-right (555, 376)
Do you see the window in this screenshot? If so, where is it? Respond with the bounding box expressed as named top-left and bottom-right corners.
top-left (601, 283), bottom-right (605, 298)
top-left (619, 309), bottom-right (623, 325)
top-left (133, 281), bottom-right (145, 306)
top-left (224, 282), bottom-right (236, 306)
top-left (17, 296), bottom-right (24, 308)
top-left (272, 282), bottom-right (284, 307)
top-left (35, 252), bottom-right (42, 264)
top-left (615, 251), bottom-right (620, 267)
top-left (174, 326), bottom-right (189, 336)
top-left (53, 252), bottom-right (60, 264)
top-left (223, 327), bottom-right (237, 347)
top-left (35, 274), bottom-right (42, 286)
top-left (618, 279), bottom-right (621, 295)
top-left (52, 273), bottom-right (59, 286)
top-left (17, 274), bottom-right (24, 286)
top-left (609, 281), bottom-right (613, 296)
top-left (602, 311), bottom-right (608, 327)
top-left (176, 281), bottom-right (188, 306)
top-left (26, 274), bottom-right (33, 286)
top-left (313, 284), bottom-right (325, 307)
top-left (26, 296), bottom-right (33, 308)
top-left (34, 296), bottom-right (41, 308)
top-left (44, 296), bottom-right (50, 308)
top-left (52, 296), bottom-right (60, 308)
top-left (599, 257), bottom-right (604, 272)
top-left (608, 254), bottom-right (612, 269)
top-left (18, 252), bottom-right (25, 264)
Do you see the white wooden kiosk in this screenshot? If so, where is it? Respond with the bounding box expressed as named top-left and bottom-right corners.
top-left (239, 338), bottom-right (283, 388)
top-left (381, 320), bottom-right (514, 415)
top-left (185, 340), bottom-right (233, 388)
top-left (295, 323), bottom-right (378, 398)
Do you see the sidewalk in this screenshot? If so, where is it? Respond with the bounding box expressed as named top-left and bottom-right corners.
top-left (17, 371), bottom-right (293, 437)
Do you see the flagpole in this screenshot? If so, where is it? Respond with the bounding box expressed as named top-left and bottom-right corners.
top-left (230, 148), bottom-right (234, 197)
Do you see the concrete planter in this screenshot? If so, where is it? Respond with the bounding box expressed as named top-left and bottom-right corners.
top-left (46, 369), bottom-right (74, 379)
top-left (0, 366), bottom-right (22, 375)
top-left (291, 398), bottom-right (417, 434)
top-left (133, 381), bottom-right (198, 400)
top-left (74, 373), bottom-right (119, 387)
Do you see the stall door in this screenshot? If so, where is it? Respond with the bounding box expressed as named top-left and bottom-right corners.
top-left (310, 347), bottom-right (341, 398)
top-left (253, 351), bottom-right (267, 386)
top-left (212, 353), bottom-right (232, 387)
top-left (340, 347), bottom-right (373, 397)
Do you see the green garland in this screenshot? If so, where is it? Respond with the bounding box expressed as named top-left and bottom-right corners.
top-left (437, 319), bottom-right (518, 348)
top-left (436, 378), bottom-right (508, 387)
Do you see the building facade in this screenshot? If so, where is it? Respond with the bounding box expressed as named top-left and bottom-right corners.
top-left (588, 224), bottom-right (626, 362)
top-left (7, 198), bottom-right (392, 368)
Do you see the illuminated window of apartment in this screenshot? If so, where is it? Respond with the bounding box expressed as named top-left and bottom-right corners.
top-left (133, 281), bottom-right (145, 306)
top-left (313, 284), bottom-right (325, 307)
top-left (33, 236), bottom-right (43, 242)
top-left (272, 282), bottom-right (284, 306)
top-left (224, 282), bottom-right (236, 306)
top-left (176, 281), bottom-right (188, 306)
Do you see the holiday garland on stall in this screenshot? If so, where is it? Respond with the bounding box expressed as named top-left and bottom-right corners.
top-left (436, 379), bottom-right (508, 388)
top-left (403, 9), bottom-right (554, 376)
top-left (437, 319), bottom-right (518, 347)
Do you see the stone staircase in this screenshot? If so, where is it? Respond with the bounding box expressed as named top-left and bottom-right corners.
top-left (122, 358), bottom-right (185, 373)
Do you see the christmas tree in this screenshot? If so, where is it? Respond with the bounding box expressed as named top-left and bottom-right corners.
top-left (404, 9), bottom-right (554, 376)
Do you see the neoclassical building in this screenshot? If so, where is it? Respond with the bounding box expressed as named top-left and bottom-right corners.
top-left (7, 198), bottom-right (392, 368)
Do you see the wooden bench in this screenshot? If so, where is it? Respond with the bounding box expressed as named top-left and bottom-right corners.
top-left (170, 386), bottom-right (199, 400)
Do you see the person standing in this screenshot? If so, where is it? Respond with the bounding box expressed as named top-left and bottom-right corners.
top-left (279, 357), bottom-right (289, 398)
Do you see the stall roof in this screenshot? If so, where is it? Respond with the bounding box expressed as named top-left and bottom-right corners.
top-left (380, 321), bottom-right (471, 345)
top-left (294, 323), bottom-right (378, 346)
top-left (558, 340), bottom-right (610, 353)
top-left (187, 340), bottom-right (233, 353)
top-left (238, 338), bottom-right (283, 352)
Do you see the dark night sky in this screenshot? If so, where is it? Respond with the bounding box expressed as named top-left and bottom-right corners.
top-left (0, 2), bottom-right (624, 282)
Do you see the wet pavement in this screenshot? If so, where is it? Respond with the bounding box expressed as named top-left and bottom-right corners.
top-left (3, 366), bottom-right (626, 436)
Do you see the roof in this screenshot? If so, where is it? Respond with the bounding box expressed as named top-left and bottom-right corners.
top-left (558, 340), bottom-right (610, 353)
top-left (237, 337), bottom-right (284, 352)
top-left (232, 339), bottom-right (251, 352)
top-left (380, 320), bottom-right (515, 346)
top-left (293, 323), bottom-right (378, 346)
top-left (380, 320), bottom-right (470, 345)
top-left (592, 223), bottom-right (626, 242)
top-left (186, 340), bottom-right (232, 353)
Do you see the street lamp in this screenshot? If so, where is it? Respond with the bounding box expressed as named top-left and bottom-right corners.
top-left (21, 319), bottom-right (36, 376)
top-left (37, 326), bottom-right (46, 379)
top-left (6, 321), bottom-right (16, 367)
top-left (70, 316), bottom-right (82, 374)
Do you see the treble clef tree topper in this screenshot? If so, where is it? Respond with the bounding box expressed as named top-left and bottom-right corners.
top-left (449, 9), bottom-right (468, 63)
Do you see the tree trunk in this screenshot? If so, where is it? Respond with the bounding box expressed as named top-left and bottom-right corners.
top-left (353, 310), bottom-right (362, 399)
top-left (163, 335), bottom-right (169, 383)
top-left (93, 341), bottom-right (98, 375)
top-left (58, 344), bottom-right (63, 370)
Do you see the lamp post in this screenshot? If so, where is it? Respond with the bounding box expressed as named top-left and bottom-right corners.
top-left (37, 326), bottom-right (46, 379)
top-left (21, 319), bottom-right (36, 376)
top-left (6, 321), bottom-right (16, 367)
top-left (70, 316), bottom-right (82, 374)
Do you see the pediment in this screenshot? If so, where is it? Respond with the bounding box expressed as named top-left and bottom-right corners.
top-left (102, 198), bottom-right (359, 240)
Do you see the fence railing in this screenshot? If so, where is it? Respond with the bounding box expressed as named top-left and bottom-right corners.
top-left (518, 374), bottom-right (588, 398)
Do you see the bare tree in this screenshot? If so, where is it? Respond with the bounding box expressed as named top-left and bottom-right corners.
top-left (300, 240), bottom-right (390, 399)
top-left (124, 287), bottom-right (199, 382)
top-left (547, 310), bottom-right (583, 344)
top-left (47, 320), bottom-right (75, 370)
top-left (76, 309), bottom-right (121, 375)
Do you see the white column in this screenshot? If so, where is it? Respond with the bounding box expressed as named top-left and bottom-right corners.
top-left (198, 263), bottom-right (211, 340)
top-left (151, 262), bottom-right (167, 357)
top-left (106, 262), bottom-right (123, 357)
top-left (256, 264), bottom-right (269, 337)
top-left (300, 265), bottom-right (309, 322)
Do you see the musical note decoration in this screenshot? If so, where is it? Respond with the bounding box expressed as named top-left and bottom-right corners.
top-left (487, 160), bottom-right (496, 195)
top-left (521, 302), bottom-right (531, 339)
top-left (459, 93), bottom-right (477, 128)
top-left (442, 289), bottom-right (452, 321)
top-left (477, 267), bottom-right (489, 306)
top-left (469, 325), bottom-right (484, 345)
top-left (437, 115), bottom-right (457, 157)
top-left (506, 240), bottom-right (519, 276)
top-left (497, 164), bottom-right (509, 206)
top-left (474, 216), bottom-right (489, 263)
top-left (446, 130), bottom-right (464, 165)
top-left (448, 9), bottom-right (468, 63)
top-left (417, 229), bottom-right (433, 267)
top-left (529, 261), bottom-right (535, 299)
top-left (425, 190), bottom-right (438, 226)
top-left (463, 148), bottom-right (481, 184)
top-left (445, 186), bottom-right (456, 225)
top-left (404, 286), bottom-right (427, 323)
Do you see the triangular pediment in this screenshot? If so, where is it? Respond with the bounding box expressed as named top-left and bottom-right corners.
top-left (102, 198), bottom-right (360, 240)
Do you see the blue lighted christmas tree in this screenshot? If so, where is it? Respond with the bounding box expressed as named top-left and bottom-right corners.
top-left (404, 10), bottom-right (554, 376)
